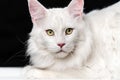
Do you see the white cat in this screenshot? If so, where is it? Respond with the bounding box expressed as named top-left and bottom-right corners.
top-left (24, 0), bottom-right (120, 79)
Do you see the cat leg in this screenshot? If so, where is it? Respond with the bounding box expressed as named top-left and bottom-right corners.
top-left (23, 66), bottom-right (113, 80)
top-left (23, 66), bottom-right (57, 80)
top-left (23, 66), bottom-right (81, 80)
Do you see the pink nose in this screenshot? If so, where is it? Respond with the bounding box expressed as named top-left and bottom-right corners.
top-left (57, 43), bottom-right (65, 48)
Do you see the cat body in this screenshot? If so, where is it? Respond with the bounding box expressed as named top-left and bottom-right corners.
top-left (83, 2), bottom-right (120, 79)
top-left (24, 0), bottom-right (120, 79)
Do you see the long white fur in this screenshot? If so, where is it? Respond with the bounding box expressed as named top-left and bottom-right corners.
top-left (24, 0), bottom-right (120, 79)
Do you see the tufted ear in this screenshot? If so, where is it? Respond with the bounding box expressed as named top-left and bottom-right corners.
top-left (67, 0), bottom-right (84, 18)
top-left (28, 0), bottom-right (47, 21)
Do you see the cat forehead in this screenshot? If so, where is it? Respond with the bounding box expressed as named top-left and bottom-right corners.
top-left (47, 8), bottom-right (70, 20)
top-left (48, 8), bottom-right (67, 14)
top-left (44, 8), bottom-right (74, 27)
top-left (35, 8), bottom-right (78, 29)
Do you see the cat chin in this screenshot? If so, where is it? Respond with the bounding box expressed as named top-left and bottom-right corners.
top-left (54, 52), bottom-right (70, 59)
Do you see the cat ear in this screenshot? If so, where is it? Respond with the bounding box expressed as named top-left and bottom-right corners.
top-left (28, 0), bottom-right (47, 21)
top-left (67, 0), bottom-right (84, 18)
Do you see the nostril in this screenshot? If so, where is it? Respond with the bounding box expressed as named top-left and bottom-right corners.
top-left (57, 43), bottom-right (65, 48)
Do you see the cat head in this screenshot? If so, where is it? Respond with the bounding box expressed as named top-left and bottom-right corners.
top-left (28, 0), bottom-right (85, 59)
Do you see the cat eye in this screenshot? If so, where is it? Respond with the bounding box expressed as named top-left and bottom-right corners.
top-left (65, 28), bottom-right (74, 35)
top-left (46, 29), bottom-right (54, 36)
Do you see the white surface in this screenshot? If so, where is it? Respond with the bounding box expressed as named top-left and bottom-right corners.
top-left (0, 67), bottom-right (23, 80)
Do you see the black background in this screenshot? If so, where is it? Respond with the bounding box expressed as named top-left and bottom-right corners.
top-left (0, 0), bottom-right (119, 67)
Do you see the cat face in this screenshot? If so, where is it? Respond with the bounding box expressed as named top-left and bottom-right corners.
top-left (28, 0), bottom-right (84, 59)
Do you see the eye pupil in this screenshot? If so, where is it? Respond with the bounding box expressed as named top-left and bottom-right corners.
top-left (68, 29), bottom-right (71, 32)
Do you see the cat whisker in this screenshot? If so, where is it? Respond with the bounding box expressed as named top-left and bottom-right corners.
top-left (16, 36), bottom-right (27, 45)
top-left (69, 51), bottom-right (74, 57)
top-left (4, 50), bottom-right (25, 65)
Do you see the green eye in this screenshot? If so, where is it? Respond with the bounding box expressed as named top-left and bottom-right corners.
top-left (65, 28), bottom-right (73, 35)
top-left (46, 29), bottom-right (54, 36)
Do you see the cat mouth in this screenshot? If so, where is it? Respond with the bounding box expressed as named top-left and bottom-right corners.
top-left (55, 50), bottom-right (69, 59)
top-left (56, 50), bottom-right (66, 53)
top-left (55, 49), bottom-right (74, 59)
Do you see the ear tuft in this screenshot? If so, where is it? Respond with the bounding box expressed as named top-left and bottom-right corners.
top-left (28, 0), bottom-right (46, 21)
top-left (67, 0), bottom-right (84, 18)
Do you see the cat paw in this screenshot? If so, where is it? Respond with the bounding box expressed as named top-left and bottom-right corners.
top-left (23, 66), bottom-right (58, 80)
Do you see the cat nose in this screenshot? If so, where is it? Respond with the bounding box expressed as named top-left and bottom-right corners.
top-left (57, 43), bottom-right (65, 48)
